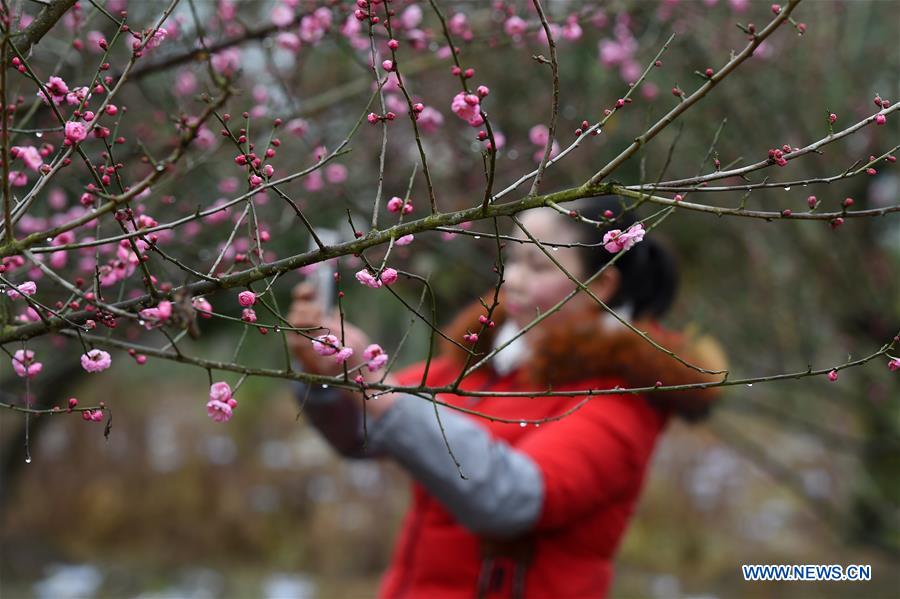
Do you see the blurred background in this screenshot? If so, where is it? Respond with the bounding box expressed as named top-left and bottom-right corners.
top-left (1, 0), bottom-right (898, 597)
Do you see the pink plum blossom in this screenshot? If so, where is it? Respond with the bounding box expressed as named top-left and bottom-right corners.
top-left (286, 118), bottom-right (308, 137)
top-left (277, 32), bottom-right (301, 51)
top-left (400, 5), bottom-right (423, 29)
top-left (82, 409), bottom-right (105, 422)
top-left (310, 333), bottom-right (354, 363)
top-left (299, 11), bottom-right (329, 43)
top-left (363, 344), bottom-right (389, 372)
top-left (334, 347), bottom-right (354, 363)
top-left (139, 300), bottom-right (173, 327)
top-left (8, 171), bottom-right (27, 187)
top-left (888, 357), bottom-right (900, 372)
top-left (387, 197), bottom-right (404, 212)
top-left (81, 349), bottom-right (112, 373)
top-left (303, 170), bottom-right (323, 192)
top-left (194, 127), bottom-right (218, 150)
top-left (312, 334), bottom-right (340, 356)
top-left (209, 381), bottom-right (233, 402)
top-left (417, 107), bottom-right (444, 133)
top-left (271, 3), bottom-right (294, 27)
top-left (145, 27), bottom-right (167, 49)
top-left (448, 13), bottom-right (469, 36)
top-left (38, 76), bottom-right (69, 105)
top-left (238, 290), bottom-right (257, 307)
top-left (206, 399), bottom-right (233, 422)
top-left (603, 223), bottom-right (646, 253)
top-left (325, 164), bottom-right (348, 184)
top-left (12, 349), bottom-right (43, 378)
top-left (536, 23), bottom-right (561, 47)
top-left (176, 71), bottom-right (198, 96)
top-left (380, 268), bottom-right (399, 286)
top-left (504, 16), bottom-right (527, 37)
top-left (193, 297), bottom-right (213, 318)
top-left (451, 92), bottom-right (482, 127)
top-left (355, 269), bottom-right (383, 289)
top-left (6, 281), bottom-right (37, 300)
top-left (64, 121), bottom-right (88, 145)
top-left (562, 17), bottom-right (583, 41)
top-left (65, 86), bottom-right (90, 106)
top-left (531, 141), bottom-right (560, 164)
top-left (13, 146), bottom-right (43, 171)
top-left (529, 125), bottom-right (550, 146)
top-left (211, 48), bottom-right (241, 76)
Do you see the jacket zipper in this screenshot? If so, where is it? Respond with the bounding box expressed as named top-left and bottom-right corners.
top-left (394, 500), bottom-right (423, 599)
top-left (396, 368), bottom-right (503, 599)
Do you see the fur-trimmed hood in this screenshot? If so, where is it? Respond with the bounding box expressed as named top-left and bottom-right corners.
top-left (438, 294), bottom-right (728, 421)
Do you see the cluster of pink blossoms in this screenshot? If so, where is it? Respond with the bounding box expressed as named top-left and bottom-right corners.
top-left (767, 144), bottom-right (797, 167)
top-left (207, 382), bottom-right (238, 423)
top-left (237, 291), bottom-right (258, 323)
top-left (82, 409), bottom-right (105, 422)
top-left (598, 16), bottom-right (642, 84)
top-left (11, 349), bottom-right (43, 378)
top-left (528, 125), bottom-right (561, 163)
top-left (5, 280), bottom-right (37, 300)
top-left (36, 76), bottom-right (89, 107)
top-left (311, 334), bottom-right (354, 363)
top-left (144, 27), bottom-right (167, 50)
top-left (139, 300), bottom-right (172, 329)
top-left (450, 91), bottom-right (484, 128)
top-left (9, 146), bottom-right (43, 172)
top-left (602, 223), bottom-right (646, 253)
top-left (271, 4), bottom-right (332, 53)
top-left (387, 196), bottom-right (414, 214)
top-left (355, 268), bottom-right (398, 289)
top-left (363, 344), bottom-right (389, 372)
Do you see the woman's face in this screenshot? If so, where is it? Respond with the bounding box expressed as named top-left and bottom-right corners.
top-left (502, 210), bottom-right (615, 328)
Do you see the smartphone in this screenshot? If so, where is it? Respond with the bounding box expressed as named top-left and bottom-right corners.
top-left (308, 228), bottom-right (340, 314)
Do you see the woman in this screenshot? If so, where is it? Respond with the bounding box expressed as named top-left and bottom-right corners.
top-left (288, 196), bottom-right (726, 598)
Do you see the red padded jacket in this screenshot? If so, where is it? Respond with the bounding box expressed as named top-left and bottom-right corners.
top-left (377, 298), bottom-right (724, 599)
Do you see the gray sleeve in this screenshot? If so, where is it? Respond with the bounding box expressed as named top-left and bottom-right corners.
top-left (292, 377), bottom-right (544, 538)
top-left (366, 394), bottom-right (544, 539)
top-left (292, 380), bottom-right (383, 459)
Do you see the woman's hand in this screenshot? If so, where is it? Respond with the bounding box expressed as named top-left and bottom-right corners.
top-left (287, 282), bottom-right (370, 377)
top-left (288, 281), bottom-right (400, 418)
